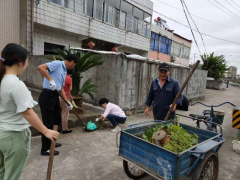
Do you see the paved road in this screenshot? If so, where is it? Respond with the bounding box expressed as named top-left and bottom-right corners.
top-left (21, 86), bottom-right (240, 180)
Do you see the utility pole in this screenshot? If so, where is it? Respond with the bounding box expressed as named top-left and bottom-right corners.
top-left (194, 53), bottom-right (196, 64)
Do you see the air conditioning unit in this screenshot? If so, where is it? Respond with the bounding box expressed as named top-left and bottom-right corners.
top-left (171, 56), bottom-right (176, 62)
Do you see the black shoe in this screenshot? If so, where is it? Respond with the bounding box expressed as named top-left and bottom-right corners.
top-left (41, 150), bottom-right (59, 156)
top-left (62, 130), bottom-right (72, 134)
top-left (55, 143), bottom-right (62, 148)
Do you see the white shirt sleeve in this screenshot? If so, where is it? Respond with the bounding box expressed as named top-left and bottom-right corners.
top-left (103, 104), bottom-right (112, 118)
top-left (11, 82), bottom-right (38, 113)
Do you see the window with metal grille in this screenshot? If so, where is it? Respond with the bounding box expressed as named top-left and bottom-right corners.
top-left (94, 0), bottom-right (103, 21)
top-left (138, 19), bottom-right (144, 36)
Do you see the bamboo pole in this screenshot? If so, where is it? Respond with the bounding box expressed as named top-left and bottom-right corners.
top-left (164, 60), bottom-right (200, 121)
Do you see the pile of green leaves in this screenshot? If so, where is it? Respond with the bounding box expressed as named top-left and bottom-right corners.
top-left (141, 120), bottom-right (198, 154)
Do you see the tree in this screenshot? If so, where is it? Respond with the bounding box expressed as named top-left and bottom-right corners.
top-left (45, 48), bottom-right (104, 99)
top-left (201, 52), bottom-right (228, 80)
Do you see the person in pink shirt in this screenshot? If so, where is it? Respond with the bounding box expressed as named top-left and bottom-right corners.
top-left (96, 98), bottom-right (126, 133)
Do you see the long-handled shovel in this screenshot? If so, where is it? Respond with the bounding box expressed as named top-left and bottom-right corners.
top-left (46, 125), bottom-right (58, 180)
top-left (164, 60), bottom-right (200, 121)
top-left (56, 90), bottom-right (87, 128)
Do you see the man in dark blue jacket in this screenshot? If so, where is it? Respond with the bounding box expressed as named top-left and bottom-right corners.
top-left (144, 63), bottom-right (183, 120)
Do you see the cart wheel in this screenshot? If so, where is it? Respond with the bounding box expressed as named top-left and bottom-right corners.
top-left (192, 151), bottom-right (219, 180)
top-left (123, 160), bottom-right (146, 179)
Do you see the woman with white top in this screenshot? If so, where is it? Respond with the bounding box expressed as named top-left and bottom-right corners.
top-left (0, 43), bottom-right (59, 180)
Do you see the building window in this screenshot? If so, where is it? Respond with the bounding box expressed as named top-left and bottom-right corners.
top-left (87, 0), bottom-right (94, 17)
top-left (151, 32), bottom-right (159, 51)
top-left (133, 17), bottom-right (138, 33)
top-left (44, 43), bottom-right (65, 55)
top-left (94, 0), bottom-right (103, 21)
top-left (105, 3), bottom-right (116, 25)
top-left (160, 36), bottom-right (172, 55)
top-left (75, 0), bottom-right (86, 14)
top-left (138, 19), bottom-right (144, 36)
top-left (49, 0), bottom-right (62, 6)
top-left (171, 41), bottom-right (182, 57)
top-left (144, 13), bottom-right (151, 37)
top-left (182, 46), bottom-right (190, 59)
top-left (119, 11), bottom-right (126, 29)
top-left (126, 13), bottom-right (133, 31)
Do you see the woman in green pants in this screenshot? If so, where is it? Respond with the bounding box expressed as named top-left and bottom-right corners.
top-left (0, 44), bottom-right (59, 180)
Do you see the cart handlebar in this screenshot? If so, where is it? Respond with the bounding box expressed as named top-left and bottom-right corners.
top-left (176, 114), bottom-right (223, 135)
top-left (191, 102), bottom-right (236, 108)
top-left (189, 138), bottom-right (225, 154)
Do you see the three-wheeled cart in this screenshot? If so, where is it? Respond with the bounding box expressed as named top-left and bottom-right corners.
top-left (118, 120), bottom-right (224, 180)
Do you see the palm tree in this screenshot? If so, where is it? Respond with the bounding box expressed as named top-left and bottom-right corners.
top-left (201, 52), bottom-right (228, 80)
top-left (45, 48), bottom-right (104, 100)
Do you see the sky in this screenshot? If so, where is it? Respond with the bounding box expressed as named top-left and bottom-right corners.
top-left (152, 0), bottom-right (240, 74)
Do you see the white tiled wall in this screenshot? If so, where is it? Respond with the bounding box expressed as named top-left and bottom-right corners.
top-left (126, 0), bottom-right (153, 15)
top-left (0, 0), bottom-right (20, 51)
top-left (33, 27), bottom-right (82, 55)
top-left (151, 25), bottom-right (173, 39)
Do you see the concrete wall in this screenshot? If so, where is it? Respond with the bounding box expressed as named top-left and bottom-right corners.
top-left (174, 57), bottom-right (190, 66)
top-left (22, 54), bottom-right (207, 110)
top-left (0, 0), bottom-right (20, 51)
top-left (81, 54), bottom-right (207, 110)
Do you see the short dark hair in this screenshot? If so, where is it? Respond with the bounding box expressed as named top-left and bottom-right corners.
top-left (99, 98), bottom-right (109, 105)
top-left (65, 54), bottom-right (78, 64)
top-left (67, 69), bottom-right (73, 75)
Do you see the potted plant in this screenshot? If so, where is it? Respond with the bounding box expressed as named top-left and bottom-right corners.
top-left (45, 48), bottom-right (104, 107)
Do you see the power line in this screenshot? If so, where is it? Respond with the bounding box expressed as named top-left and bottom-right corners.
top-left (182, 0), bottom-right (207, 54)
top-left (225, 0), bottom-right (240, 13)
top-left (207, 0), bottom-right (240, 22)
top-left (230, 0), bottom-right (240, 10)
top-left (156, 12), bottom-right (240, 46)
top-left (212, 0), bottom-right (240, 20)
top-left (132, 0), bottom-right (240, 46)
top-left (180, 0), bottom-right (202, 55)
top-left (155, 0), bottom-right (240, 29)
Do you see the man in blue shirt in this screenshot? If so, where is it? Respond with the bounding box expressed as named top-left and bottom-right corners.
top-left (38, 54), bottom-right (78, 156)
top-left (145, 63), bottom-right (183, 120)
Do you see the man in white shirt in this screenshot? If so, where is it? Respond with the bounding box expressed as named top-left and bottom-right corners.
top-left (96, 98), bottom-right (126, 133)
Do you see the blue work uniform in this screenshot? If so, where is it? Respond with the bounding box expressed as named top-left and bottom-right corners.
top-left (145, 76), bottom-right (183, 120)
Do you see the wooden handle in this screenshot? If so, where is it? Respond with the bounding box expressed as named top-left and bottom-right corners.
top-left (164, 60), bottom-right (200, 121)
top-left (56, 90), bottom-right (87, 128)
top-left (46, 125), bottom-right (58, 180)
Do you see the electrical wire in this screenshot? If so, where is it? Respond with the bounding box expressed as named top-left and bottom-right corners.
top-left (207, 0), bottom-right (240, 22)
top-left (225, 0), bottom-right (240, 13)
top-left (180, 0), bottom-right (202, 55)
top-left (182, 0), bottom-right (207, 54)
top-left (212, 0), bottom-right (240, 20)
top-left (155, 0), bottom-right (240, 29)
top-left (231, 0), bottom-right (240, 10)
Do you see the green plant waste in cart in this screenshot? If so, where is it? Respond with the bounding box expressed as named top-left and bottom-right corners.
top-left (140, 118), bottom-right (199, 153)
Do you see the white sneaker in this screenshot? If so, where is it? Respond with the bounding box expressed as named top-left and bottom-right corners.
top-left (111, 126), bottom-right (121, 133)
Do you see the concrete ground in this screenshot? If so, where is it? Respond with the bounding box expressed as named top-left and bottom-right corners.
top-left (21, 86), bottom-right (240, 180)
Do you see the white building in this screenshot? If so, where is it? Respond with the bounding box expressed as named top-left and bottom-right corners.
top-left (0, 0), bottom-right (153, 57)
